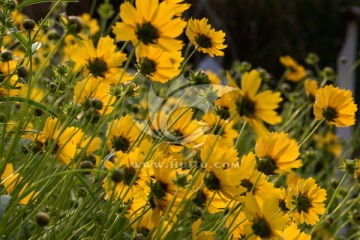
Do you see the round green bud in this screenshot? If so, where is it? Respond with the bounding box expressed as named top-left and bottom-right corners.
top-left (23, 19), bottom-right (36, 31)
top-left (36, 212), bottom-right (50, 226)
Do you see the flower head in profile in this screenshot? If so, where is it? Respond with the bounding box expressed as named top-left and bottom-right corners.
top-left (103, 148), bottom-right (151, 214)
top-left (106, 115), bottom-right (150, 153)
top-left (280, 55), bottom-right (306, 82)
top-left (69, 36), bottom-right (128, 84)
top-left (186, 18), bottom-right (227, 57)
top-left (228, 70), bottom-right (282, 136)
top-left (200, 135), bottom-right (245, 199)
top-left (113, 0), bottom-right (186, 51)
top-left (304, 79), bottom-right (318, 102)
top-left (255, 132), bottom-right (302, 175)
top-left (73, 77), bottom-right (115, 115)
top-left (285, 177), bottom-right (327, 225)
top-left (313, 85), bottom-right (357, 127)
top-left (1, 163), bottom-right (38, 205)
top-left (243, 194), bottom-right (289, 239)
top-left (313, 131), bottom-right (342, 157)
top-left (276, 222), bottom-right (311, 240)
top-left (135, 45), bottom-right (183, 83)
top-left (151, 108), bottom-right (205, 152)
top-left (43, 117), bottom-right (81, 166)
top-left (148, 152), bottom-right (190, 224)
top-left (192, 219), bottom-right (216, 240)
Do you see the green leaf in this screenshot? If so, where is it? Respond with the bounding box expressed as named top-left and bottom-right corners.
top-left (0, 97), bottom-right (58, 118)
top-left (16, 0), bottom-right (79, 9)
top-left (10, 31), bottom-right (29, 50)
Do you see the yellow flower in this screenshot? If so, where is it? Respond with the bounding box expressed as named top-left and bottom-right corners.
top-left (228, 70), bottom-right (282, 136)
top-left (103, 148), bottom-right (150, 214)
top-left (313, 85), bottom-right (357, 127)
top-left (226, 211), bottom-right (247, 239)
top-left (69, 36), bottom-right (128, 84)
top-left (113, 0), bottom-right (186, 51)
top-left (0, 58), bottom-right (24, 97)
top-left (200, 135), bottom-right (246, 199)
top-left (73, 77), bottom-right (115, 115)
top-left (280, 55), bottom-right (306, 82)
top-left (163, 0), bottom-right (190, 16)
top-left (135, 44), bottom-right (183, 83)
top-left (149, 152), bottom-right (190, 223)
top-left (192, 172), bottom-right (229, 213)
top-left (192, 219), bottom-right (215, 240)
top-left (255, 132), bottom-right (302, 175)
top-left (203, 112), bottom-right (238, 142)
top-left (304, 79), bottom-right (318, 98)
top-left (313, 131), bottom-right (342, 157)
top-left (151, 108), bottom-right (205, 152)
top-left (276, 222), bottom-right (311, 240)
top-left (238, 153), bottom-right (281, 201)
top-left (106, 114), bottom-right (150, 153)
top-left (186, 18), bottom-right (227, 57)
top-left (285, 177), bottom-right (327, 225)
top-left (243, 194), bottom-right (289, 239)
top-left (79, 13), bottom-right (99, 36)
top-left (1, 163), bottom-right (38, 205)
top-left (43, 117), bottom-right (81, 166)
top-left (205, 70), bottom-right (222, 85)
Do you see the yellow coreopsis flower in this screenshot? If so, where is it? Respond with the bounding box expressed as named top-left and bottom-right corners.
top-left (313, 85), bottom-right (357, 127)
top-left (106, 114), bottom-right (150, 153)
top-left (43, 117), bottom-right (81, 166)
top-left (280, 55), bottom-right (306, 82)
top-left (135, 45), bottom-right (183, 83)
top-left (238, 153), bottom-right (281, 201)
top-left (276, 222), bottom-right (311, 240)
top-left (1, 163), bottom-right (38, 205)
top-left (313, 131), bottom-right (342, 157)
top-left (255, 132), bottom-right (302, 175)
top-left (285, 177), bottom-right (327, 225)
top-left (243, 194), bottom-right (290, 240)
top-left (192, 172), bottom-right (229, 213)
top-left (151, 108), bottom-right (205, 152)
top-left (203, 112), bottom-right (238, 142)
top-left (149, 152), bottom-right (190, 224)
top-left (228, 70), bottom-right (282, 136)
top-left (162, 0), bottom-right (190, 16)
top-left (304, 79), bottom-right (318, 97)
top-left (186, 18), bottom-right (227, 57)
top-left (73, 77), bottom-right (115, 115)
top-left (103, 148), bottom-right (151, 213)
top-left (113, 0), bottom-right (186, 51)
top-left (69, 36), bottom-right (128, 84)
top-left (79, 13), bottom-right (99, 36)
top-left (192, 219), bottom-right (216, 240)
top-left (200, 135), bottom-right (246, 199)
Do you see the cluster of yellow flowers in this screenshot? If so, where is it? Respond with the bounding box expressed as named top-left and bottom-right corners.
top-left (0, 0), bottom-right (359, 239)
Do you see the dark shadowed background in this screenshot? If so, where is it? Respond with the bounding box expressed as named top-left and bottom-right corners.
top-left (21, 0), bottom-right (360, 78)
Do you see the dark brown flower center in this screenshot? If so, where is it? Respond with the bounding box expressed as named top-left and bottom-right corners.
top-left (87, 57), bottom-right (108, 78)
top-left (322, 107), bottom-right (337, 122)
top-left (136, 22), bottom-right (159, 45)
top-left (137, 57), bottom-right (156, 76)
top-left (111, 135), bottom-right (130, 152)
top-left (236, 95), bottom-right (256, 118)
top-left (257, 156), bottom-right (278, 175)
top-left (204, 172), bottom-right (221, 191)
top-left (252, 218), bottom-right (272, 238)
top-left (195, 34), bottom-right (212, 48)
